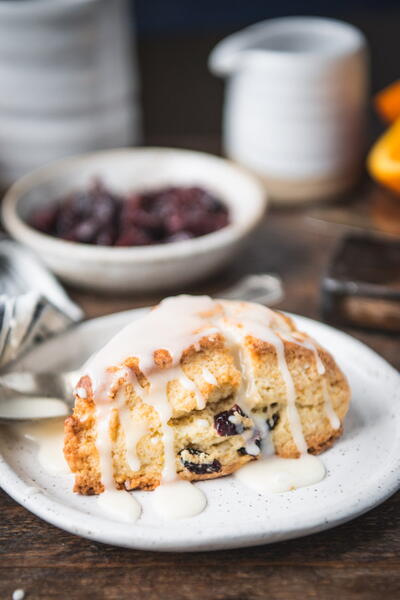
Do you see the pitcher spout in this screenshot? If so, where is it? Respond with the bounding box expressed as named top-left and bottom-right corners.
top-left (208, 21), bottom-right (268, 76)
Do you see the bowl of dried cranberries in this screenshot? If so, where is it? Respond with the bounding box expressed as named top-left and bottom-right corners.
top-left (2, 147), bottom-right (267, 293)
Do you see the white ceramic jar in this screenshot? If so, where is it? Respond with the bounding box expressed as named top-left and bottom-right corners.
top-left (209, 17), bottom-right (369, 204)
top-left (0, 0), bottom-right (140, 187)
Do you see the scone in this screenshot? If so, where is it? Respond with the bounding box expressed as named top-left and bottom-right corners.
top-left (64, 295), bottom-right (350, 495)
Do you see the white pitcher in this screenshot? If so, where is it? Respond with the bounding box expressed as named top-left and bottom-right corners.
top-left (209, 17), bottom-right (368, 204)
top-left (0, 0), bottom-right (140, 187)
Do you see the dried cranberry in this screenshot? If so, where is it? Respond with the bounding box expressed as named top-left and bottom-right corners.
top-left (201, 193), bottom-right (226, 213)
top-left (183, 460), bottom-right (221, 475)
top-left (95, 228), bottom-right (116, 246)
top-left (266, 413), bottom-right (280, 431)
top-left (121, 201), bottom-right (162, 232)
top-left (179, 447), bottom-right (221, 475)
top-left (55, 197), bottom-right (79, 236)
top-left (214, 404), bottom-right (246, 436)
top-left (114, 227), bottom-right (153, 246)
top-left (30, 206), bottom-right (58, 233)
top-left (28, 179), bottom-right (229, 247)
top-left (165, 212), bottom-right (186, 234)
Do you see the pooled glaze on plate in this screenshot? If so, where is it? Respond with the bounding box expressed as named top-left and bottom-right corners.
top-left (1, 397), bottom-right (68, 420)
top-left (12, 419), bottom-right (69, 476)
top-left (0, 309), bottom-right (399, 550)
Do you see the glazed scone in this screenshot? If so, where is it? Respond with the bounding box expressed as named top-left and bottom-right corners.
top-left (64, 295), bottom-right (350, 495)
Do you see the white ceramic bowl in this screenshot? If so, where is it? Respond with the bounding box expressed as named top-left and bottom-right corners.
top-left (1, 147), bottom-right (267, 293)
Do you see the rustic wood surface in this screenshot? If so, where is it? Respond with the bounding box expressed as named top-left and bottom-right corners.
top-left (1, 204), bottom-right (399, 600)
top-left (1, 16), bottom-right (400, 600)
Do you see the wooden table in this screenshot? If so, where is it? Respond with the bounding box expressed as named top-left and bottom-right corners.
top-left (1, 18), bottom-right (400, 599)
top-left (1, 201), bottom-right (399, 599)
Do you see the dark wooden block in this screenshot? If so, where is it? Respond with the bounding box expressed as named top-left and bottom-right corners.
top-left (321, 234), bottom-right (400, 332)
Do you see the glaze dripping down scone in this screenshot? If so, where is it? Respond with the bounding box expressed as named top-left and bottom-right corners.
top-left (64, 296), bottom-right (350, 495)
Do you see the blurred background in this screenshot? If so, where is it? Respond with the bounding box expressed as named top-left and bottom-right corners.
top-left (133, 0), bottom-right (398, 147)
top-left (1, 0), bottom-right (399, 183)
top-left (1, 4), bottom-right (400, 595)
top-left (0, 0), bottom-right (399, 361)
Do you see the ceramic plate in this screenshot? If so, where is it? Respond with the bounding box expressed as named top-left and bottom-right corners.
top-left (0, 309), bottom-right (399, 551)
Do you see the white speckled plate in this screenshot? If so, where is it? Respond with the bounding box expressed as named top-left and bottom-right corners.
top-left (0, 309), bottom-right (399, 551)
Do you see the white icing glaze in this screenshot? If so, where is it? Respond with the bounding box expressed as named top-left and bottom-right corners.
top-left (12, 419), bottom-right (69, 475)
top-left (9, 417), bottom-right (138, 524)
top-left (85, 295), bottom-right (218, 391)
top-left (105, 366), bottom-right (150, 473)
top-left (76, 387), bottom-right (87, 399)
top-left (93, 376), bottom-right (142, 522)
top-left (244, 437), bottom-right (261, 456)
top-left (151, 480), bottom-right (207, 519)
top-left (287, 333), bottom-right (326, 376)
top-left (8, 295), bottom-right (339, 523)
top-left (215, 313), bottom-right (259, 435)
top-left (1, 397), bottom-right (69, 420)
top-left (282, 331), bottom-right (340, 432)
top-left (97, 489), bottom-right (141, 523)
top-left (202, 367), bottom-right (218, 386)
top-left (86, 296), bottom-right (218, 490)
top-left (322, 379), bottom-right (341, 430)
top-left (311, 345), bottom-right (326, 376)
top-left (234, 454), bottom-right (326, 493)
top-left (143, 367), bottom-right (177, 482)
top-left (272, 335), bottom-right (308, 454)
top-left (219, 301), bottom-right (307, 454)
top-left (116, 390), bottom-right (149, 472)
top-left (79, 295), bottom-right (336, 517)
top-left (179, 369), bottom-right (206, 410)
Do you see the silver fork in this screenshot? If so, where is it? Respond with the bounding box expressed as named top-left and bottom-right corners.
top-left (0, 370), bottom-right (80, 423)
top-left (0, 273), bottom-right (283, 423)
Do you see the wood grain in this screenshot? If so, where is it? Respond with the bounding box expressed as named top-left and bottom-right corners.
top-left (1, 206), bottom-right (399, 600)
top-left (1, 489), bottom-right (399, 599)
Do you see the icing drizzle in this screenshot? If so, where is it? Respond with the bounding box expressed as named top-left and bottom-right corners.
top-left (79, 295), bottom-right (340, 516)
